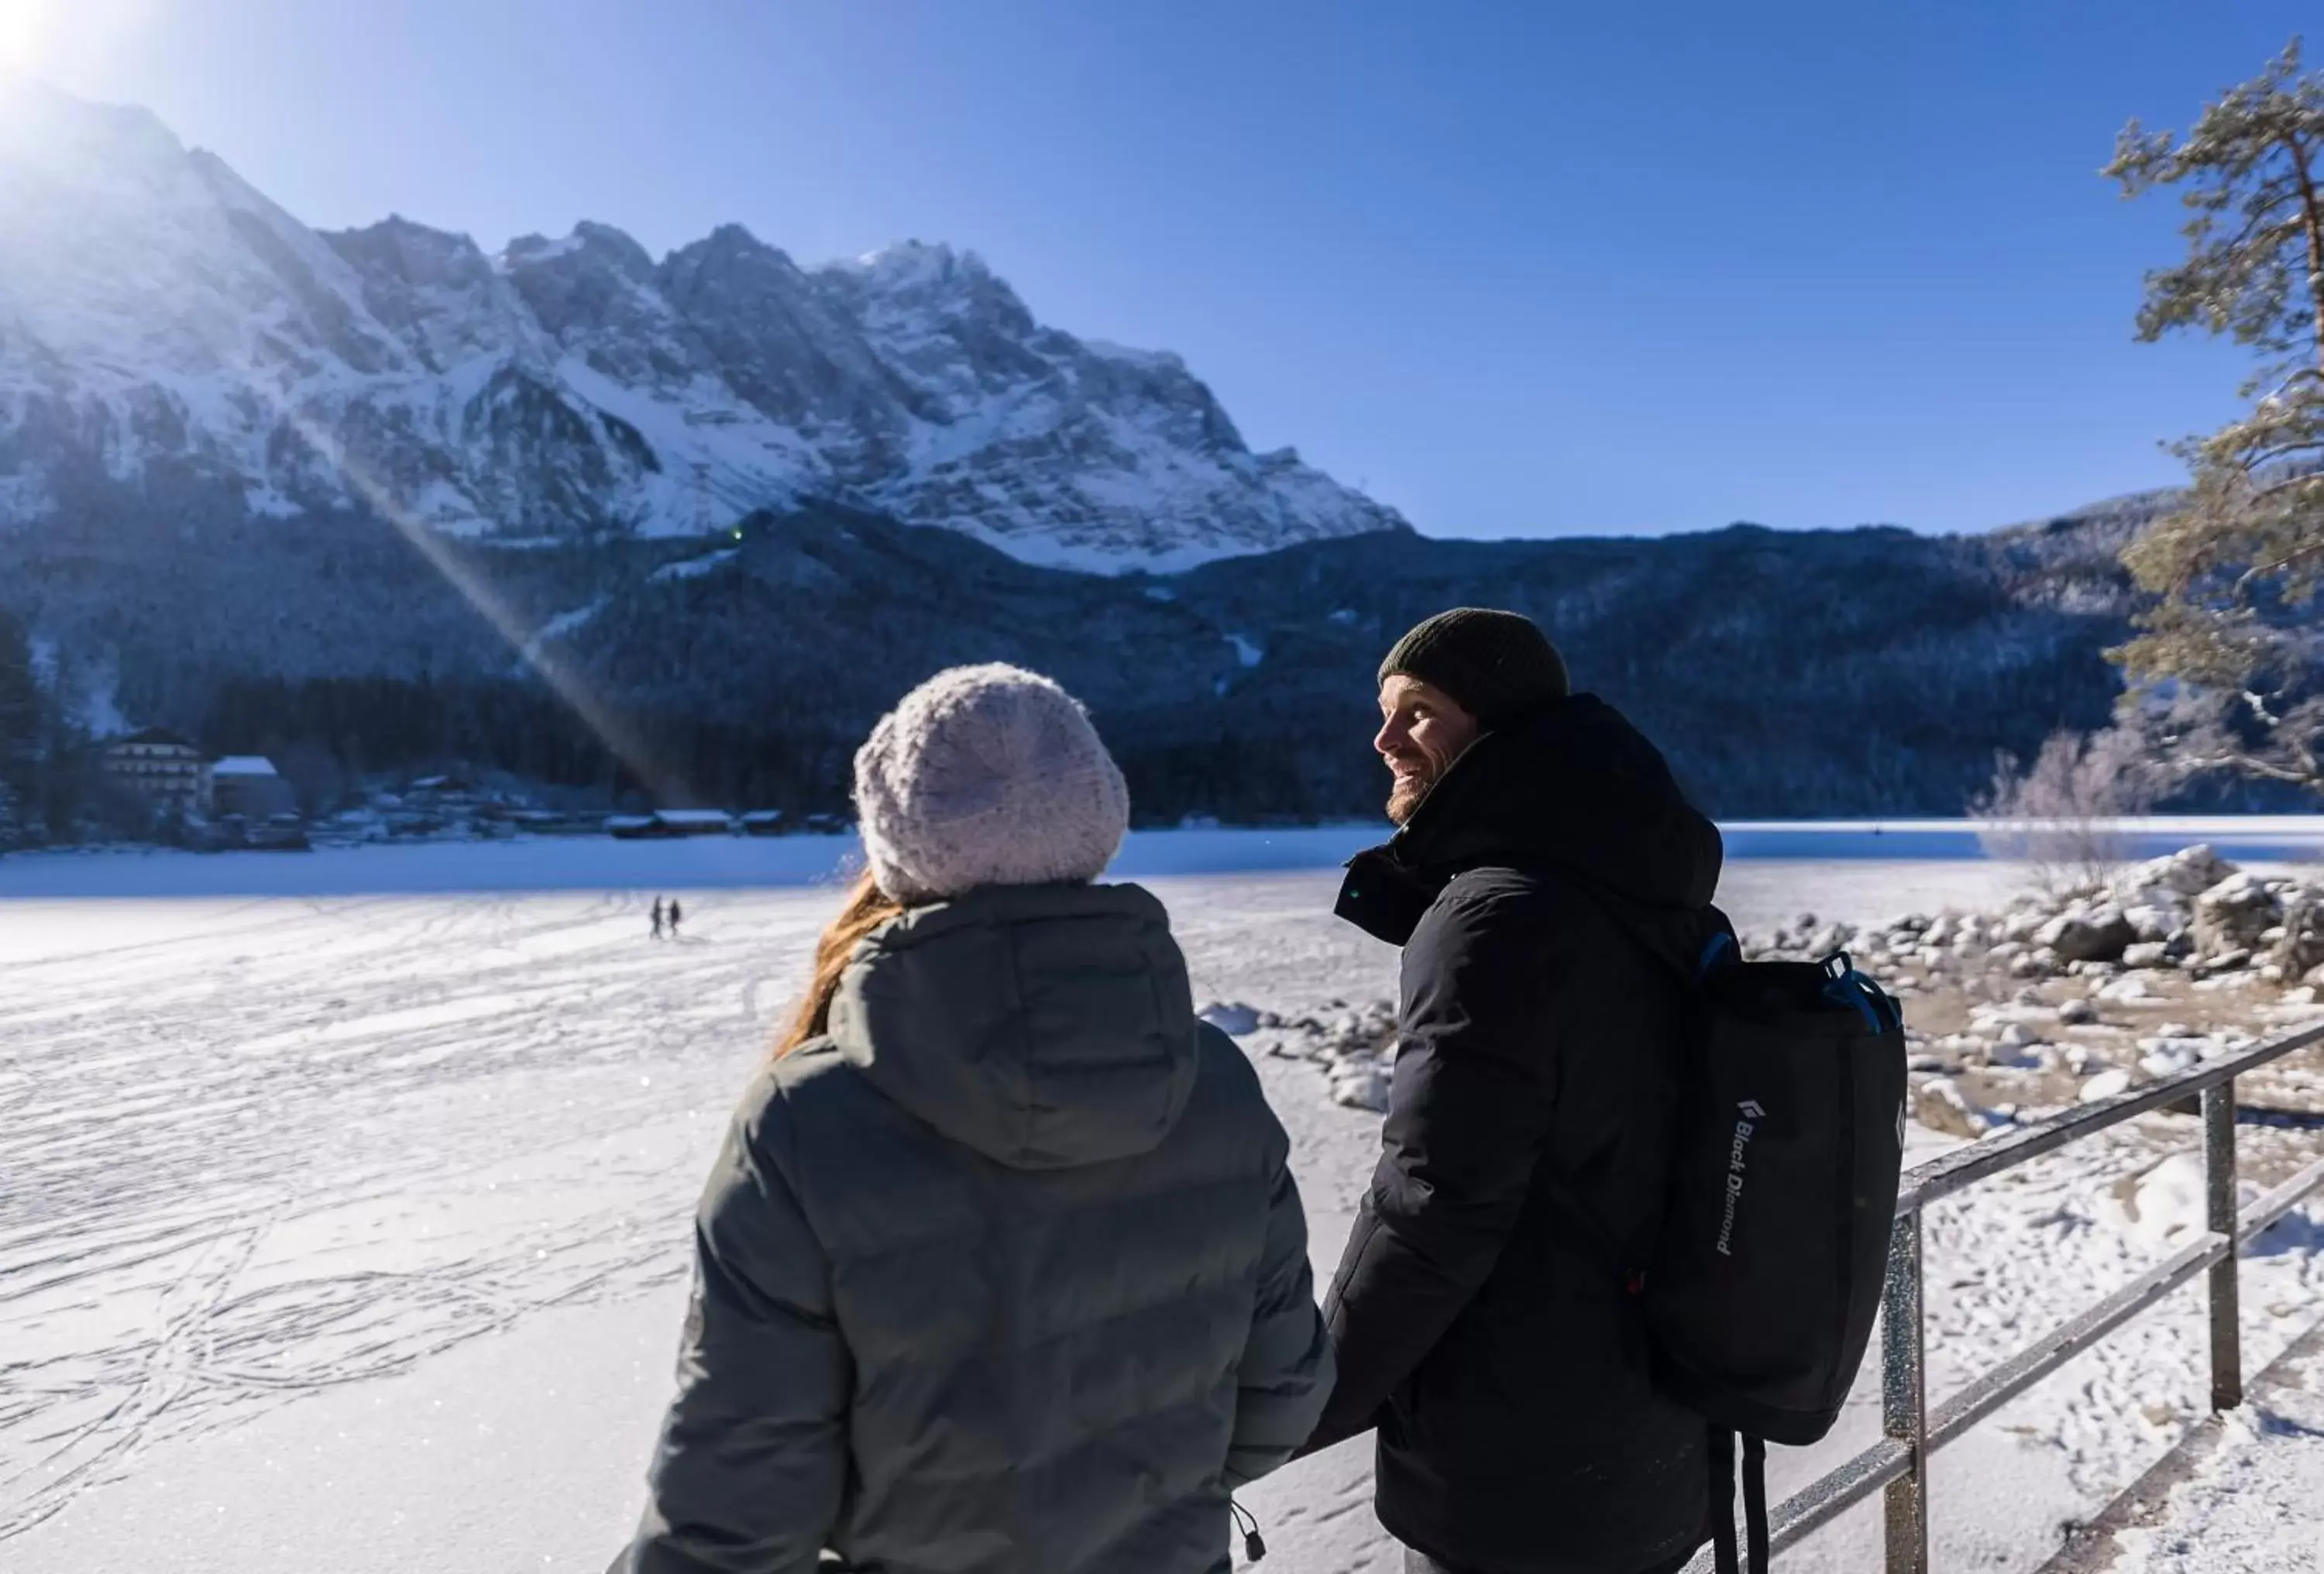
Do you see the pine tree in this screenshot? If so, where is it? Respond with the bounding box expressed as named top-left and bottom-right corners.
top-left (2106, 40), bottom-right (2324, 794)
top-left (0, 610), bottom-right (43, 840)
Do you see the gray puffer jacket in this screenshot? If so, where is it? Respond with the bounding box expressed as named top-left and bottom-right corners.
top-left (622, 882), bottom-right (1333, 1574)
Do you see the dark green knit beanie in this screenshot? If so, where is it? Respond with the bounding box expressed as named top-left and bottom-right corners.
top-left (1377, 607), bottom-right (1569, 728)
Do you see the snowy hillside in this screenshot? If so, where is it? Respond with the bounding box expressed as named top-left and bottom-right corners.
top-left (0, 83), bottom-right (1404, 570)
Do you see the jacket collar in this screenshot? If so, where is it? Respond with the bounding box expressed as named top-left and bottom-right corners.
top-left (1334, 693), bottom-right (1724, 948)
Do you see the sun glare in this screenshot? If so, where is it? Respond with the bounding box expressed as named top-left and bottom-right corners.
top-left (0, 1), bottom-right (47, 74)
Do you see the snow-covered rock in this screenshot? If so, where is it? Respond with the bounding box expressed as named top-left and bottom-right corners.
top-left (1929, 1032), bottom-right (1984, 1064)
top-left (2113, 845), bottom-right (2234, 903)
top-left (2272, 886), bottom-right (2324, 978)
top-left (2037, 903), bottom-right (2137, 964)
top-left (0, 84), bottom-right (1404, 571)
top-left (2105, 1153), bottom-right (2209, 1246)
top-left (2079, 1067), bottom-right (2135, 1103)
top-left (1913, 1076), bottom-right (1993, 1138)
top-left (2138, 1039), bottom-right (2205, 1079)
top-left (2012, 947), bottom-right (2060, 979)
top-left (2195, 873), bottom-right (2283, 960)
top-left (2002, 909), bottom-right (2047, 944)
top-left (2099, 1152), bottom-right (2264, 1253)
top-left (1329, 1063), bottom-right (1391, 1112)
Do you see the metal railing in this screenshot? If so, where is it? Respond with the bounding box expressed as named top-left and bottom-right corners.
top-left (1683, 1019), bottom-right (2324, 1572)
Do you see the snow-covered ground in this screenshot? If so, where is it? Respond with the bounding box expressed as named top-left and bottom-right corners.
top-left (2103, 1322), bottom-right (2324, 1573)
top-left (1, 843), bottom-right (2319, 1572)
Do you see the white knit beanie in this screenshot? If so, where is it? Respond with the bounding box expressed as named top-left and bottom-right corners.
top-left (854, 664), bottom-right (1131, 905)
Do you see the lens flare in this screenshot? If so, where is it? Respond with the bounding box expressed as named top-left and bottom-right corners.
top-left (0, 2), bottom-right (46, 73)
top-left (280, 411), bottom-right (687, 807)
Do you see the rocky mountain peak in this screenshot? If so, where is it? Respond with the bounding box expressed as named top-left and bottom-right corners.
top-left (325, 217), bottom-right (541, 372)
top-left (829, 239), bottom-right (1002, 304)
top-left (0, 87), bottom-right (1405, 569)
top-left (502, 222), bottom-right (658, 285)
top-left (0, 79), bottom-right (184, 172)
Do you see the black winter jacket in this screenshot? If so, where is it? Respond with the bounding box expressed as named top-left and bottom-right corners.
top-left (1309, 694), bottom-right (1725, 1574)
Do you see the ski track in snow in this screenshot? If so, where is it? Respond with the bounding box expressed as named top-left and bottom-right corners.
top-left (0, 888), bottom-right (824, 1545)
top-left (0, 858), bottom-right (2318, 1571)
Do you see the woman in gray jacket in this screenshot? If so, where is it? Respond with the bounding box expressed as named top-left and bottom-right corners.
top-left (618, 664), bottom-right (1333, 1574)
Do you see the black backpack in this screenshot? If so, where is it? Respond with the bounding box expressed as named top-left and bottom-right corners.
top-left (1651, 934), bottom-right (1908, 1573)
top-left (1551, 925), bottom-right (1906, 1574)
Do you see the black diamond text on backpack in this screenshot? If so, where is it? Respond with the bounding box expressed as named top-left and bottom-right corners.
top-left (1648, 936), bottom-right (1907, 1574)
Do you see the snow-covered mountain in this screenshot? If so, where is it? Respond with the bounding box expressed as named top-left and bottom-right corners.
top-left (0, 84), bottom-right (1404, 571)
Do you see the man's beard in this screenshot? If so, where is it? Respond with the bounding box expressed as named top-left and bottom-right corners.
top-left (1386, 765), bottom-right (1435, 827)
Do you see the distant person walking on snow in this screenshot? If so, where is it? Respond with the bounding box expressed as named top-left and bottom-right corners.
top-left (665, 898), bottom-right (682, 940)
top-left (616, 664), bottom-right (1332, 1574)
top-left (650, 897), bottom-right (664, 940)
top-left (1301, 610), bottom-right (1727, 1574)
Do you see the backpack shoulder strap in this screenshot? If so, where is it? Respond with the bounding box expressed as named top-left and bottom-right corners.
top-left (1703, 1425), bottom-right (1770, 1574)
top-left (1743, 1433), bottom-right (1770, 1573)
top-left (1523, 861), bottom-right (1737, 990)
top-left (1520, 868), bottom-right (1728, 1287)
top-left (1708, 1424), bottom-right (1739, 1574)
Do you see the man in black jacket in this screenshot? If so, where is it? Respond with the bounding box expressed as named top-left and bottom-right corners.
top-left (1306, 608), bottom-right (1724, 1574)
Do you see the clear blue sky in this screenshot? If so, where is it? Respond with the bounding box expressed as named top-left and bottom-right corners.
top-left (10, 0), bottom-right (2315, 538)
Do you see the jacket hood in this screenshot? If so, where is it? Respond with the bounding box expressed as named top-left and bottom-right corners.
top-left (826, 882), bottom-right (1201, 1170)
top-left (1338, 693), bottom-right (1724, 948)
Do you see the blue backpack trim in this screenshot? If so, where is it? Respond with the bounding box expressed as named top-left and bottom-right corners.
top-left (1697, 931), bottom-right (1738, 978)
top-left (1818, 950), bottom-right (1897, 1034)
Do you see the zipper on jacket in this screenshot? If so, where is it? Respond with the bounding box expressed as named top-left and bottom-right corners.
top-left (1230, 1498), bottom-right (1267, 1562)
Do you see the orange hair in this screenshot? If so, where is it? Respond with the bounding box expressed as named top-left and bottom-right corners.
top-left (774, 868), bottom-right (905, 1058)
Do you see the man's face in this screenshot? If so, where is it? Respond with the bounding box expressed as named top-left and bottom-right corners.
top-left (1375, 675), bottom-right (1480, 826)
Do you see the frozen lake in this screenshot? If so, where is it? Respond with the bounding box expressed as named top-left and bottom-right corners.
top-left (1, 814), bottom-right (2319, 901)
top-left (2, 832), bottom-right (2319, 1573)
